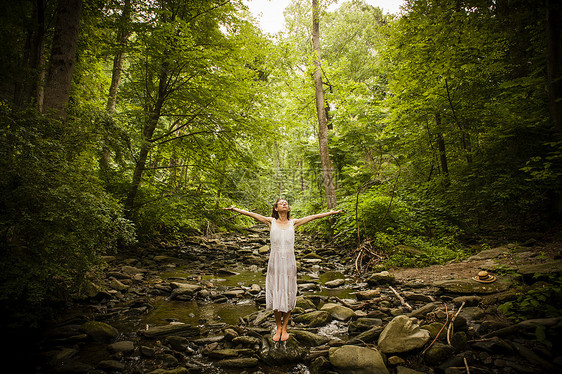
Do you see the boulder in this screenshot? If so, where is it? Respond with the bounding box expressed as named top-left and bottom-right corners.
top-left (259, 335), bottom-right (307, 365)
top-left (424, 343), bottom-right (455, 365)
top-left (295, 296), bottom-right (316, 310)
top-left (232, 336), bottom-right (261, 347)
top-left (378, 315), bottom-right (430, 354)
top-left (320, 303), bottom-right (357, 321)
top-left (81, 321), bottom-right (118, 343)
top-left (293, 310), bottom-right (331, 327)
top-left (433, 279), bottom-right (511, 294)
top-left (466, 247), bottom-right (508, 261)
top-left (140, 324), bottom-right (200, 339)
top-left (348, 318), bottom-right (383, 334)
top-left (108, 340), bottom-right (135, 354)
top-left (356, 289), bottom-right (381, 300)
top-left (290, 329), bottom-right (330, 346)
top-left (217, 358), bottom-right (258, 368)
top-left (329, 345), bottom-right (389, 374)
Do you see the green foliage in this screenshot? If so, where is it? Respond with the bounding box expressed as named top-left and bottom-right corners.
top-left (498, 275), bottom-right (562, 323)
top-left (0, 105), bottom-right (135, 327)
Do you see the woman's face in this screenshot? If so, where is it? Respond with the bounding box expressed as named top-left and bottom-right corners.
top-left (276, 199), bottom-right (290, 212)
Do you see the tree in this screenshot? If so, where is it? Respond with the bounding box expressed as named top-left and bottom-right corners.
top-left (312, 0), bottom-right (336, 208)
top-left (42, 0), bottom-right (82, 119)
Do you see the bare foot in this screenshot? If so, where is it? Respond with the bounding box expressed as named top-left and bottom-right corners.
top-left (272, 330), bottom-right (281, 342)
top-left (280, 331), bottom-right (290, 341)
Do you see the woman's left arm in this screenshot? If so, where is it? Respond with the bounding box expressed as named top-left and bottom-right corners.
top-left (294, 209), bottom-right (342, 228)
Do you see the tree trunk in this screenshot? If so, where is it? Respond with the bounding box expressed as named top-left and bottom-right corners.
top-left (124, 64), bottom-right (168, 218)
top-left (312, 0), bottom-right (336, 209)
top-left (42, 0), bottom-right (81, 119)
top-left (435, 113), bottom-right (450, 186)
top-left (106, 0), bottom-right (132, 114)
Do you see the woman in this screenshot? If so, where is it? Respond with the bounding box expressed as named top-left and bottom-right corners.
top-left (223, 199), bottom-right (341, 342)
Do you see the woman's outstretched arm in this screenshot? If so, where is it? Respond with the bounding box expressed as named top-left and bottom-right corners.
top-left (223, 206), bottom-right (272, 225)
top-left (293, 209), bottom-right (341, 228)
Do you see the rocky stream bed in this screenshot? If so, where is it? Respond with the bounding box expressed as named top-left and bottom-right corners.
top-left (29, 227), bottom-right (562, 373)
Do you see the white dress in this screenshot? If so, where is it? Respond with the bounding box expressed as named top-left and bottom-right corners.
top-left (265, 218), bottom-right (297, 312)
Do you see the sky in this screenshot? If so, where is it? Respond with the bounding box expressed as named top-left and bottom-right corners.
top-left (243, 0), bottom-right (405, 35)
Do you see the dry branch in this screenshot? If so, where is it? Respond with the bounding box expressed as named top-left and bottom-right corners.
top-left (389, 286), bottom-right (413, 311)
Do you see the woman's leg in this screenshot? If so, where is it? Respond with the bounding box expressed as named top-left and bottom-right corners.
top-left (273, 311), bottom-right (282, 341)
top-left (280, 310), bottom-right (291, 341)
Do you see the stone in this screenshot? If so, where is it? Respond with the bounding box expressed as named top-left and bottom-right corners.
top-left (259, 335), bottom-right (307, 365)
top-left (207, 348), bottom-right (253, 359)
top-left (140, 346), bottom-right (155, 358)
top-left (258, 245), bottom-right (270, 254)
top-left (110, 277), bottom-right (129, 291)
top-left (223, 328), bottom-right (239, 341)
top-left (217, 358), bottom-right (259, 368)
top-left (97, 360), bottom-right (125, 371)
top-left (108, 340), bottom-right (135, 354)
top-left (249, 284), bottom-right (261, 294)
top-left (165, 336), bottom-right (189, 352)
top-left (347, 326), bottom-right (384, 344)
top-left (388, 356), bottom-right (405, 365)
top-left (232, 336), bottom-right (261, 346)
top-left (396, 367), bottom-right (426, 374)
top-left (433, 279), bottom-right (511, 294)
top-left (356, 289), bottom-right (381, 300)
top-left (329, 345), bottom-right (389, 374)
top-left (466, 247), bottom-right (508, 261)
top-left (367, 271), bottom-right (396, 286)
top-left (424, 343), bottom-right (455, 365)
top-left (408, 301), bottom-right (440, 318)
top-left (320, 303), bottom-right (357, 321)
top-left (148, 369), bottom-right (190, 374)
top-left (310, 356), bottom-right (332, 374)
top-left (325, 278), bottom-right (345, 288)
top-left (295, 296), bottom-right (316, 310)
top-left (421, 322), bottom-right (445, 339)
top-left (402, 291), bottom-right (435, 303)
top-left (378, 315), bottom-right (431, 354)
top-left (81, 321), bottom-right (118, 343)
top-left (169, 282), bottom-right (202, 300)
top-left (290, 329), bottom-right (330, 346)
top-left (450, 331), bottom-right (468, 351)
top-left (452, 295), bottom-right (482, 306)
top-left (349, 318), bottom-right (383, 334)
top-left (293, 310), bottom-right (331, 327)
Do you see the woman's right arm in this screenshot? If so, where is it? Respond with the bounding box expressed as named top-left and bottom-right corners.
top-left (223, 206), bottom-right (272, 225)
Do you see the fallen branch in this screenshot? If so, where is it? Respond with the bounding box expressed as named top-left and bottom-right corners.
top-left (464, 357), bottom-right (470, 374)
top-left (389, 286), bottom-right (412, 311)
top-left (447, 301), bottom-right (465, 345)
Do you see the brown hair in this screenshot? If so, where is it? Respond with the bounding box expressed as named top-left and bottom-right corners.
top-left (271, 198), bottom-right (290, 219)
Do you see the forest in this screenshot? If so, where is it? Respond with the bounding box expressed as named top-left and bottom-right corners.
top-left (1, 0), bottom-right (561, 357)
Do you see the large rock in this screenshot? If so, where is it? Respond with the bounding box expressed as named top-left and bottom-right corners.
top-left (377, 315), bottom-right (430, 354)
top-left (320, 303), bottom-right (357, 321)
top-left (293, 310), bottom-right (331, 327)
top-left (290, 329), bottom-right (330, 346)
top-left (81, 321), bottom-right (118, 343)
top-left (295, 296), bottom-right (316, 310)
top-left (140, 324), bottom-right (200, 339)
top-left (433, 279), bottom-right (511, 294)
top-left (259, 336), bottom-right (306, 365)
top-left (169, 282), bottom-right (202, 300)
top-left (329, 345), bottom-right (389, 374)
top-left (466, 247), bottom-right (508, 261)
top-left (325, 279), bottom-right (345, 288)
top-left (356, 289), bottom-right (381, 300)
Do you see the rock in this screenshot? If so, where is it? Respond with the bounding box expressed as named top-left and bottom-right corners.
top-left (81, 321), bottom-right (118, 343)
top-left (402, 291), bottom-right (435, 303)
top-left (378, 315), bottom-right (431, 354)
top-left (310, 356), bottom-right (332, 374)
top-left (320, 303), bottom-right (357, 321)
top-left (408, 301), bottom-right (440, 318)
top-left (207, 348), bottom-right (253, 359)
top-left (325, 279), bottom-right (345, 288)
top-left (349, 318), bottom-right (383, 334)
top-left (109, 277), bottom-right (129, 291)
top-left (148, 369), bottom-right (190, 374)
top-left (259, 336), bottom-right (307, 365)
top-left (515, 261), bottom-right (562, 276)
top-left (249, 284), bottom-right (261, 294)
top-left (421, 322), bottom-right (445, 339)
top-left (433, 279), bottom-right (511, 294)
top-left (140, 323), bottom-right (200, 339)
top-left (258, 245), bottom-right (270, 254)
top-left (216, 357), bottom-right (259, 368)
top-left (356, 289), bottom-right (381, 300)
top-left (347, 326), bottom-right (384, 344)
top-left (98, 360), bottom-right (125, 371)
top-left (293, 310), bottom-right (331, 327)
top-left (329, 345), bottom-right (389, 374)
top-left (192, 335), bottom-right (225, 344)
top-left (140, 346), bottom-right (155, 358)
top-left (466, 247), bottom-right (508, 261)
top-left (459, 306), bottom-right (485, 322)
top-left (424, 343), bottom-right (455, 365)
top-left (290, 329), bottom-right (330, 346)
top-left (169, 282), bottom-right (202, 300)
top-left (232, 336), bottom-right (261, 347)
top-left (388, 356), bottom-right (405, 365)
top-left (122, 265), bottom-right (146, 274)
top-left (472, 337), bottom-right (514, 354)
top-left (450, 331), bottom-right (467, 351)
top-left (223, 289), bottom-right (245, 298)
top-left (155, 353), bottom-right (179, 367)
top-left (296, 296), bottom-right (316, 310)
top-left (396, 366), bottom-right (425, 374)
top-left (108, 340), bottom-right (135, 354)
top-left (217, 268), bottom-right (239, 276)
top-left (165, 336), bottom-right (189, 352)
top-left (366, 271), bottom-right (395, 286)
top-left (452, 295), bottom-right (482, 306)
top-left (223, 328), bottom-right (239, 341)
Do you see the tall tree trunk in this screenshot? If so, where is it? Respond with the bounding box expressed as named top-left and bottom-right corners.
top-left (42, 0), bottom-right (81, 119)
top-left (546, 0), bottom-right (562, 137)
top-left (312, 0), bottom-right (336, 209)
top-left (435, 113), bottom-right (450, 186)
top-left (106, 0), bottom-right (132, 114)
top-left (124, 64), bottom-right (168, 218)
